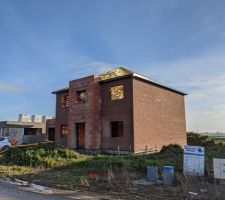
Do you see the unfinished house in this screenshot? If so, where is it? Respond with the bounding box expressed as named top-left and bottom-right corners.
top-left (51, 67), bottom-right (187, 153)
top-left (0, 114), bottom-right (52, 144)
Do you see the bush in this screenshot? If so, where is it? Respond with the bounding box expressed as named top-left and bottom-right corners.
top-left (0, 143), bottom-right (80, 168)
top-left (2, 141), bottom-right (224, 174)
top-left (160, 144), bottom-right (183, 155)
top-left (187, 132), bottom-right (215, 147)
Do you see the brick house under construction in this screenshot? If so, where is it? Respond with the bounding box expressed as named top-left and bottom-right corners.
top-left (50, 67), bottom-right (187, 153)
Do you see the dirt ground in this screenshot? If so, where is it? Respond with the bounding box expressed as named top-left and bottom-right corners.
top-left (0, 178), bottom-right (118, 200)
top-left (3, 174), bottom-right (225, 200)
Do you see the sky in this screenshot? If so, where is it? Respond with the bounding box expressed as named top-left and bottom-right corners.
top-left (0, 0), bottom-right (225, 132)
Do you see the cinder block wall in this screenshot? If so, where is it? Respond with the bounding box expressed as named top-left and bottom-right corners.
top-left (68, 76), bottom-right (101, 149)
top-left (132, 77), bottom-right (187, 153)
top-left (101, 77), bottom-right (134, 151)
top-left (46, 119), bottom-right (55, 139)
top-left (55, 92), bottom-right (69, 146)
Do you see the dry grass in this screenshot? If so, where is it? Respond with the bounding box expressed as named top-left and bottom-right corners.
top-left (1, 164), bottom-right (225, 199)
top-left (0, 165), bottom-right (38, 176)
top-left (0, 140), bottom-right (225, 199)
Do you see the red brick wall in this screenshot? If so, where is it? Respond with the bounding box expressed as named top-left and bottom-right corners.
top-left (132, 77), bottom-right (187, 153)
top-left (55, 91), bottom-right (69, 146)
top-left (101, 77), bottom-right (133, 151)
top-left (68, 76), bottom-right (101, 149)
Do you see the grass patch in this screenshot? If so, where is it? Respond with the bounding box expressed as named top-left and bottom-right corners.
top-left (0, 142), bottom-right (88, 168)
top-left (0, 165), bottom-right (37, 176)
top-left (0, 134), bottom-right (225, 199)
top-left (0, 142), bottom-right (183, 171)
top-left (0, 142), bottom-right (183, 190)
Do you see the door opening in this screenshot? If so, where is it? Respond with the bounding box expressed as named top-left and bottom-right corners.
top-left (75, 123), bottom-right (85, 149)
top-left (48, 128), bottom-right (55, 141)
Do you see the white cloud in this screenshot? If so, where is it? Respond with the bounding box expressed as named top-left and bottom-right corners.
top-left (0, 81), bottom-right (24, 93)
top-left (187, 108), bottom-right (225, 133)
top-left (138, 51), bottom-right (225, 132)
top-left (185, 75), bottom-right (225, 132)
top-left (68, 56), bottom-right (118, 78)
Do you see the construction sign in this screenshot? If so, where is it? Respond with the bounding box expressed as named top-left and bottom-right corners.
top-left (213, 159), bottom-right (225, 179)
top-left (183, 145), bottom-right (205, 176)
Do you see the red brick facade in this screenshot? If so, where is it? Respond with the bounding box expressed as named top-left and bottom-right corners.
top-left (52, 68), bottom-right (187, 153)
top-left (67, 76), bottom-right (101, 149)
top-left (132, 77), bottom-right (186, 153)
top-left (101, 77), bottom-right (133, 151)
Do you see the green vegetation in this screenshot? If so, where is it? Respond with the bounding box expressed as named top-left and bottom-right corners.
top-left (187, 132), bottom-right (225, 159)
top-left (0, 142), bottom-right (182, 171)
top-left (0, 134), bottom-right (224, 199)
top-left (0, 143), bottom-right (82, 168)
top-left (0, 134), bottom-right (224, 172)
top-left (0, 165), bottom-right (36, 176)
top-left (187, 132), bottom-right (215, 147)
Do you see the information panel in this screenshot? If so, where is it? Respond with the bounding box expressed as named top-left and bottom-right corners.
top-left (183, 145), bottom-right (205, 176)
top-left (213, 159), bottom-right (225, 179)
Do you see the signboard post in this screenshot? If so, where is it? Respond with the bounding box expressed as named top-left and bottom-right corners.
top-left (213, 159), bottom-right (225, 180)
top-left (183, 145), bottom-right (205, 176)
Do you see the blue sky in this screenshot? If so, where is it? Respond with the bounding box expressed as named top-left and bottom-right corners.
top-left (0, 0), bottom-right (225, 132)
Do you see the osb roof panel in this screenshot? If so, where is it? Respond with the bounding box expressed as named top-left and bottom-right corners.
top-left (98, 67), bottom-right (133, 81)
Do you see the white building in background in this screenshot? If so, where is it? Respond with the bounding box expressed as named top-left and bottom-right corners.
top-left (18, 114), bottom-right (53, 123)
top-left (18, 114), bottom-right (32, 122)
top-left (0, 114), bottom-right (54, 145)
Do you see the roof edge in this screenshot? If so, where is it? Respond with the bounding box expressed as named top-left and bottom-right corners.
top-left (133, 73), bottom-right (187, 96)
top-left (52, 67), bottom-right (187, 96)
top-left (99, 74), bottom-right (132, 83)
top-left (52, 87), bottom-right (69, 94)
top-left (99, 73), bottom-right (187, 96)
